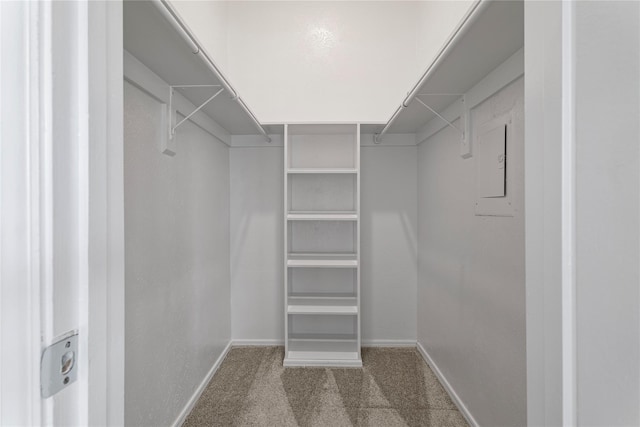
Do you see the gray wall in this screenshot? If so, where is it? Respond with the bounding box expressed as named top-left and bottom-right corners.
top-left (230, 146), bottom-right (284, 342)
top-left (417, 77), bottom-right (526, 427)
top-left (124, 81), bottom-right (231, 427)
top-left (361, 146), bottom-right (418, 343)
top-left (526, 2), bottom-right (640, 425)
top-left (524, 2), bottom-right (564, 425)
top-left (575, 2), bottom-right (639, 424)
top-left (230, 142), bottom-right (418, 344)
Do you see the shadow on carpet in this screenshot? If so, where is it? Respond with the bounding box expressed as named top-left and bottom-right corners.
top-left (183, 347), bottom-right (468, 427)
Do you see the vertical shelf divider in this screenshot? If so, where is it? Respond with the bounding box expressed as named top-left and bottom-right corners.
top-left (283, 124), bottom-right (289, 360)
top-left (356, 124), bottom-right (361, 361)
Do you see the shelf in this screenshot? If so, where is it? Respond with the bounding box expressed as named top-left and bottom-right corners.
top-left (287, 212), bottom-right (357, 221)
top-left (287, 124), bottom-right (358, 135)
top-left (288, 305), bottom-right (357, 315)
top-left (287, 253), bottom-right (358, 268)
top-left (289, 293), bottom-right (356, 300)
top-left (123, 1), bottom-right (267, 136)
top-left (376, 0), bottom-right (524, 135)
top-left (287, 168), bottom-right (358, 174)
top-left (284, 339), bottom-right (361, 367)
top-left (287, 296), bottom-right (358, 315)
top-left (288, 333), bottom-right (357, 342)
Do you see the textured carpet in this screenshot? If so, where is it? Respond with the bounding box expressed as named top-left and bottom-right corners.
top-left (183, 347), bottom-right (468, 427)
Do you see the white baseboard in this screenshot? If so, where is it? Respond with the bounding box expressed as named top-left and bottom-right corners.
top-left (231, 339), bottom-right (284, 346)
top-left (416, 342), bottom-right (478, 427)
top-left (231, 339), bottom-right (417, 348)
top-left (172, 340), bottom-right (233, 427)
top-left (362, 339), bottom-right (417, 347)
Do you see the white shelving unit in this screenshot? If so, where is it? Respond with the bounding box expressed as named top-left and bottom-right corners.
top-left (284, 124), bottom-right (362, 367)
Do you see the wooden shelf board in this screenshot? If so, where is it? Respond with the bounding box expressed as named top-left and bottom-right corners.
top-left (288, 293), bottom-right (357, 301)
top-left (287, 212), bottom-right (358, 221)
top-left (288, 333), bottom-right (357, 342)
top-left (287, 124), bottom-right (358, 135)
top-left (284, 339), bottom-right (361, 367)
top-left (283, 355), bottom-right (362, 367)
top-left (287, 253), bottom-right (358, 268)
top-left (287, 168), bottom-right (358, 174)
top-left (288, 305), bottom-right (358, 315)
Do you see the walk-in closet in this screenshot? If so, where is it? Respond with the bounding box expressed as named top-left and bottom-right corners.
top-left (3, 0), bottom-right (638, 426)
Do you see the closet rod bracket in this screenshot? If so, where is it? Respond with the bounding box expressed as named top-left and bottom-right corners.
top-left (415, 95), bottom-right (471, 159)
top-left (168, 85), bottom-right (224, 138)
top-left (415, 95), bottom-right (463, 137)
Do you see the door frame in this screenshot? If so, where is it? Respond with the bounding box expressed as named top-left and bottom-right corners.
top-left (0, 1), bottom-right (45, 424)
top-left (0, 1), bottom-right (124, 425)
top-left (86, 1), bottom-right (125, 426)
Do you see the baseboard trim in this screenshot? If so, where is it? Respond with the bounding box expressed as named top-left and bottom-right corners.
top-left (230, 339), bottom-right (417, 348)
top-left (231, 339), bottom-right (284, 346)
top-left (362, 339), bottom-right (417, 347)
top-left (416, 342), bottom-right (479, 427)
top-left (172, 340), bottom-right (233, 427)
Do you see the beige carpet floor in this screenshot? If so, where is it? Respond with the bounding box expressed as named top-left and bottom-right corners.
top-left (183, 347), bottom-right (468, 427)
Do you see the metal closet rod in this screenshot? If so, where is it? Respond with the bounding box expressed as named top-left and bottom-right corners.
top-left (375, 0), bottom-right (489, 143)
top-left (152, 0), bottom-right (271, 142)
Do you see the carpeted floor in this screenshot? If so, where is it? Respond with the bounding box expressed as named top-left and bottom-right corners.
top-left (183, 347), bottom-right (468, 427)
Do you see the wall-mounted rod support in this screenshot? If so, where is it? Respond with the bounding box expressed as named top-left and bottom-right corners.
top-left (153, 0), bottom-right (271, 143)
top-left (415, 97), bottom-right (463, 136)
top-left (171, 87), bottom-right (225, 135)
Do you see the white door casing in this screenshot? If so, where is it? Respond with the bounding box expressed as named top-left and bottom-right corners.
top-left (0, 1), bottom-right (124, 426)
top-left (1, 1), bottom-right (44, 423)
